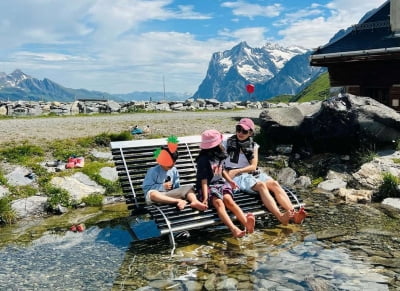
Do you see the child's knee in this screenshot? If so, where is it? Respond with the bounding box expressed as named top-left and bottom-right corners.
top-left (149, 190), bottom-right (160, 200)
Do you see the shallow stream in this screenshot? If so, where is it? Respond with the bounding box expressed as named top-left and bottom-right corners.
top-left (0, 191), bottom-right (399, 290)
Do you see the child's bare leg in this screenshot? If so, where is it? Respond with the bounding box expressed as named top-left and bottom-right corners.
top-left (149, 191), bottom-right (187, 210)
top-left (245, 213), bottom-right (255, 234)
top-left (253, 183), bottom-right (290, 225)
top-left (265, 179), bottom-right (294, 212)
top-left (186, 192), bottom-right (207, 211)
top-left (213, 198), bottom-right (245, 238)
top-left (223, 195), bottom-right (255, 233)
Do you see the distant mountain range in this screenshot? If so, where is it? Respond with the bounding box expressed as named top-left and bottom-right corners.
top-left (0, 42), bottom-right (325, 103)
top-left (0, 70), bottom-right (190, 102)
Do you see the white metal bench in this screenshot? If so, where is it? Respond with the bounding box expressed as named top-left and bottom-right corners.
top-left (110, 135), bottom-right (303, 247)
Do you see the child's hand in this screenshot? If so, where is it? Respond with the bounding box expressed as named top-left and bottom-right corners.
top-left (164, 181), bottom-right (172, 190)
top-left (229, 180), bottom-right (239, 190)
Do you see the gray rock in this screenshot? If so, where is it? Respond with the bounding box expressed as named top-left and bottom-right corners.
top-left (91, 149), bottom-right (112, 160)
top-left (50, 172), bottom-right (105, 201)
top-left (11, 196), bottom-right (47, 218)
top-left (318, 178), bottom-right (347, 191)
top-left (5, 166), bottom-right (35, 186)
top-left (99, 167), bottom-right (118, 182)
top-left (277, 167), bottom-right (297, 186)
top-left (382, 198), bottom-right (400, 210)
top-left (0, 185), bottom-right (9, 198)
top-left (259, 94), bottom-right (400, 153)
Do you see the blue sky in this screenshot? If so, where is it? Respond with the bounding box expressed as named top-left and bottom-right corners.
top-left (0, 0), bottom-right (387, 95)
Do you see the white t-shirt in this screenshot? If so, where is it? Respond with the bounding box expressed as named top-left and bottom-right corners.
top-left (222, 139), bottom-right (259, 169)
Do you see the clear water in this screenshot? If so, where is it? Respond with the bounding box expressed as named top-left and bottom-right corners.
top-left (0, 225), bottom-right (132, 290)
top-left (0, 198), bottom-right (398, 290)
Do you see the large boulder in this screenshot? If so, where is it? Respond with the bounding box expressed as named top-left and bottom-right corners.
top-left (259, 94), bottom-right (400, 153)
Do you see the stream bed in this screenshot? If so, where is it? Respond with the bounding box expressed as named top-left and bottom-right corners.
top-left (0, 191), bottom-right (399, 290)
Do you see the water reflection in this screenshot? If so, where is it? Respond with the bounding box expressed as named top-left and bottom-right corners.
top-left (115, 226), bottom-right (391, 290)
top-left (0, 225), bottom-right (132, 290)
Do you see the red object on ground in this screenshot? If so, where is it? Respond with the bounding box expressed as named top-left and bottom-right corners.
top-left (76, 224), bottom-right (85, 232)
top-left (70, 225), bottom-right (77, 232)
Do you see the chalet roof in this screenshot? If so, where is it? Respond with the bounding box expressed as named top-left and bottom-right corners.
top-left (311, 1), bottom-right (400, 64)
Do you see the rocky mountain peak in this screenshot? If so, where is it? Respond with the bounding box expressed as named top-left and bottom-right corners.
top-left (193, 42), bottom-right (323, 102)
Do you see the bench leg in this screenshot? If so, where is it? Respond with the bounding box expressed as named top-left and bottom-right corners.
top-left (153, 205), bottom-right (176, 256)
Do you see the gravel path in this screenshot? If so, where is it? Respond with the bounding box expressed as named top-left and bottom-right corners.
top-left (0, 110), bottom-right (263, 145)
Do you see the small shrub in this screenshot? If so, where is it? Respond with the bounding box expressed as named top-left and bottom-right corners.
top-left (45, 186), bottom-right (72, 210)
top-left (374, 173), bottom-right (400, 202)
top-left (0, 197), bottom-right (17, 224)
top-left (109, 131), bottom-right (132, 142)
top-left (312, 177), bottom-right (324, 187)
top-left (394, 139), bottom-right (400, 151)
top-left (82, 193), bottom-right (104, 206)
top-left (352, 148), bottom-right (377, 169)
top-left (94, 133), bottom-right (111, 147)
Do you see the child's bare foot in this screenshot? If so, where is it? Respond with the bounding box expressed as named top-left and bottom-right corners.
top-left (245, 213), bottom-right (255, 234)
top-left (277, 211), bottom-right (291, 225)
top-left (176, 199), bottom-right (187, 210)
top-left (231, 227), bottom-right (246, 238)
top-left (292, 207), bottom-right (307, 224)
top-left (190, 200), bottom-right (208, 211)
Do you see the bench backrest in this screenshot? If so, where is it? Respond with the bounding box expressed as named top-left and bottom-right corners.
top-left (110, 135), bottom-right (231, 212)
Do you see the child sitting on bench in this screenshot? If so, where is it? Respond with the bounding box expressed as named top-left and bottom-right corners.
top-left (196, 129), bottom-right (255, 238)
top-left (142, 136), bottom-right (207, 211)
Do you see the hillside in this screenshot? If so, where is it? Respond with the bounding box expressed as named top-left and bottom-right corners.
top-left (267, 72), bottom-right (330, 103)
top-left (291, 72), bottom-right (330, 102)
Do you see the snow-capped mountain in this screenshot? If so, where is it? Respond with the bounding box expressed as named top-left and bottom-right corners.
top-left (193, 41), bottom-right (325, 102)
top-left (0, 69), bottom-right (113, 102)
top-left (0, 69), bottom-right (30, 88)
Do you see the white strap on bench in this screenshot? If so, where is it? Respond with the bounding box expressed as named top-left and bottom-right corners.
top-left (119, 147), bottom-right (138, 206)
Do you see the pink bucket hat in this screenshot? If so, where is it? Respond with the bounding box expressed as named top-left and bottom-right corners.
top-left (237, 118), bottom-right (255, 131)
top-left (200, 129), bottom-right (223, 149)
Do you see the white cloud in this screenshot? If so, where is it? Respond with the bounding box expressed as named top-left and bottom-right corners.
top-left (277, 0), bottom-right (387, 48)
top-left (218, 27), bottom-right (269, 47)
top-left (221, 1), bottom-right (283, 18)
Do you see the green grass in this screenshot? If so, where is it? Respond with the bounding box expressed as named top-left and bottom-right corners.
top-left (265, 72), bottom-right (330, 104)
top-left (265, 95), bottom-right (294, 103)
top-left (291, 72), bottom-right (330, 103)
top-left (0, 143), bottom-right (45, 164)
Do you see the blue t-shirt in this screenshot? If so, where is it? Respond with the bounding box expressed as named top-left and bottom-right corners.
top-left (142, 165), bottom-right (180, 195)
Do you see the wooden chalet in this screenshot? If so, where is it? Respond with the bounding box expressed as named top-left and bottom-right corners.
top-left (310, 0), bottom-right (400, 111)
